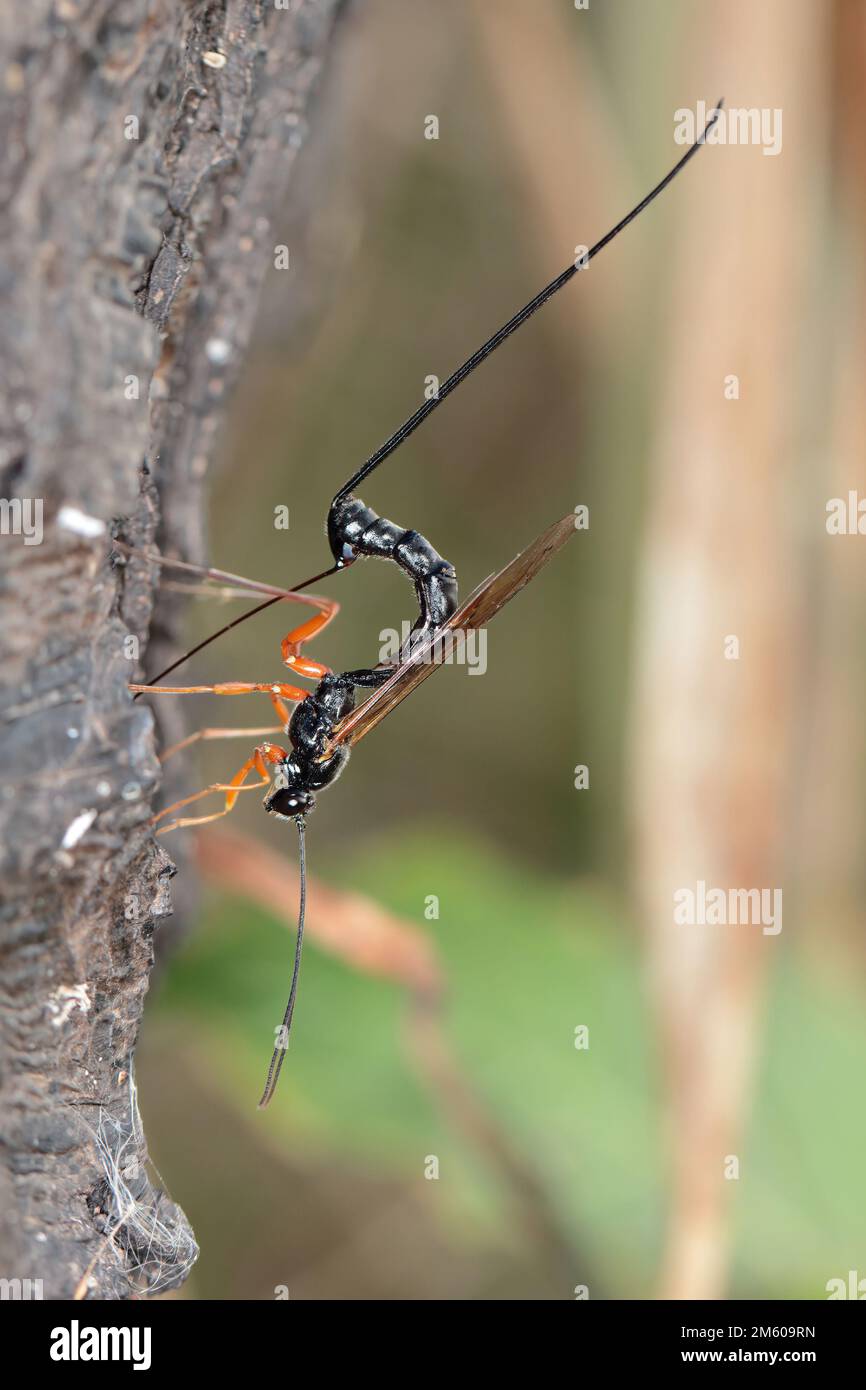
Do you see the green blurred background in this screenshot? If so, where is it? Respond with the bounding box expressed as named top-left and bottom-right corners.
top-left (137, 0), bottom-right (866, 1299)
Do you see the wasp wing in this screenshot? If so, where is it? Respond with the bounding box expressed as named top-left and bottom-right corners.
top-left (328, 512), bottom-right (576, 752)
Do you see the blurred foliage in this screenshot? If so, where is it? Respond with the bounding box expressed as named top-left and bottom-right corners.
top-left (142, 828), bottom-right (866, 1298)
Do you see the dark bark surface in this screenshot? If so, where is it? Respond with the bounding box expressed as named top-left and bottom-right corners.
top-left (0, 0), bottom-right (341, 1299)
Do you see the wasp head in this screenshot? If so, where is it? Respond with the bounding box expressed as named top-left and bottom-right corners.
top-left (263, 760), bottom-right (316, 821)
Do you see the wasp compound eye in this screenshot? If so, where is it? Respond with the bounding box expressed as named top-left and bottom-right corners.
top-left (264, 787), bottom-right (316, 819)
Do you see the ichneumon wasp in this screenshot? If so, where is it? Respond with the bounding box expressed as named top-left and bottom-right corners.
top-left (123, 102), bottom-right (722, 1106)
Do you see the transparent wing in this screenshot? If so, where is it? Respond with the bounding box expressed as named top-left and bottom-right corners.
top-left (329, 512), bottom-right (577, 751)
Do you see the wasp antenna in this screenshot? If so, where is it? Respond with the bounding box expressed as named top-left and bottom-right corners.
top-left (333, 99), bottom-right (724, 505)
top-left (258, 816), bottom-right (308, 1110)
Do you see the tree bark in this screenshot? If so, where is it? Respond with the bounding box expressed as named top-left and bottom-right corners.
top-left (0, 0), bottom-right (342, 1300)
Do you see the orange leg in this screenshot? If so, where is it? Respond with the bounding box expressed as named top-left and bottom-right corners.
top-left (153, 742), bottom-right (288, 834)
top-left (129, 680), bottom-right (310, 701)
top-left (160, 724), bottom-right (283, 764)
top-left (132, 685), bottom-right (297, 736)
top-left (268, 691), bottom-right (294, 729)
top-left (120, 544), bottom-right (342, 689)
top-left (280, 601), bottom-right (339, 681)
top-left (116, 541), bottom-right (343, 694)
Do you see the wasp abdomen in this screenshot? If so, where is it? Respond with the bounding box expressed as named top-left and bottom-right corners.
top-left (327, 495), bottom-right (458, 637)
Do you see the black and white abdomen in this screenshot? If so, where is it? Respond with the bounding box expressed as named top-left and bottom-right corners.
top-left (266, 498), bottom-right (460, 820)
top-left (267, 509), bottom-right (457, 821)
top-left (327, 495), bottom-right (458, 640)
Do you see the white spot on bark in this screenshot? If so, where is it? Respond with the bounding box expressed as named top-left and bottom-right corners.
top-left (206, 337), bottom-right (232, 364)
top-left (47, 983), bottom-right (91, 1027)
top-left (61, 808), bottom-right (97, 849)
top-left (57, 505), bottom-right (106, 538)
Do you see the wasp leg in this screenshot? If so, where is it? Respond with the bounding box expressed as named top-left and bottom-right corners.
top-left (160, 724), bottom-right (284, 764)
top-left (129, 680), bottom-right (310, 702)
top-left (115, 541), bottom-right (343, 693)
top-left (153, 741), bottom-right (288, 834)
top-left (279, 598), bottom-right (340, 681)
top-left (112, 540), bottom-right (337, 614)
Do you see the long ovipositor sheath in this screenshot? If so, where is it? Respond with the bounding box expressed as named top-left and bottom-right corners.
top-left (330, 100), bottom-right (724, 505)
top-left (141, 99), bottom-right (723, 692)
